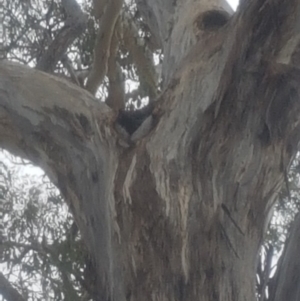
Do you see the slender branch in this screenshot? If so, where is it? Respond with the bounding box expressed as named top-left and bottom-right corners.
top-left (36, 0), bottom-right (87, 72)
top-left (0, 272), bottom-right (26, 301)
top-left (92, 0), bottom-right (108, 19)
top-left (106, 20), bottom-right (125, 110)
top-left (85, 0), bottom-right (123, 95)
top-left (269, 213), bottom-right (300, 301)
top-left (121, 13), bottom-right (158, 101)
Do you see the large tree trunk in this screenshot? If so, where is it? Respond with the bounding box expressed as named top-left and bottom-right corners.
top-left (1, 0), bottom-right (300, 300)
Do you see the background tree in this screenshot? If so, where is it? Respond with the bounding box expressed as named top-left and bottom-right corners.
top-left (2, 0), bottom-right (300, 300)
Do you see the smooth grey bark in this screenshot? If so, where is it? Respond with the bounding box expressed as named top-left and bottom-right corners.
top-left (1, 0), bottom-right (300, 301)
top-left (137, 0), bottom-right (233, 84)
top-left (0, 62), bottom-right (123, 301)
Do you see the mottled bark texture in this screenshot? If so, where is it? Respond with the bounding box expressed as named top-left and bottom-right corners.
top-left (1, 0), bottom-right (300, 300)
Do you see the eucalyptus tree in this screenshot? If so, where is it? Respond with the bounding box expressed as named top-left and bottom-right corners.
top-left (1, 0), bottom-right (300, 300)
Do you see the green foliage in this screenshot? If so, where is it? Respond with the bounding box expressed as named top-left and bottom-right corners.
top-left (1, 0), bottom-right (65, 64)
top-left (1, 0), bottom-right (160, 107)
top-left (266, 154), bottom-right (300, 253)
top-left (0, 152), bottom-right (92, 301)
top-left (256, 154), bottom-right (300, 301)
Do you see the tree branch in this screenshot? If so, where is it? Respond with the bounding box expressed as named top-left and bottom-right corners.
top-left (0, 60), bottom-right (122, 301)
top-left (36, 0), bottom-right (87, 72)
top-left (85, 0), bottom-right (123, 95)
top-left (106, 20), bottom-right (125, 110)
top-left (0, 272), bottom-right (26, 301)
top-left (92, 0), bottom-right (108, 19)
top-left (135, 0), bottom-right (174, 47)
top-left (269, 213), bottom-right (300, 301)
top-left (122, 13), bottom-right (158, 101)
top-left (136, 0), bottom-right (233, 83)
top-left (0, 61), bottom-right (114, 162)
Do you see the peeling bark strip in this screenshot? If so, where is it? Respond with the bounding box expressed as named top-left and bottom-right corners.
top-left (2, 0), bottom-right (300, 301)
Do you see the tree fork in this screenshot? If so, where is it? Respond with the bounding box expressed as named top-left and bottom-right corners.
top-left (2, 0), bottom-right (300, 300)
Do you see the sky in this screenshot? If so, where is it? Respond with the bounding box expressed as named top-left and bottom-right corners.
top-left (227, 0), bottom-right (239, 10)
